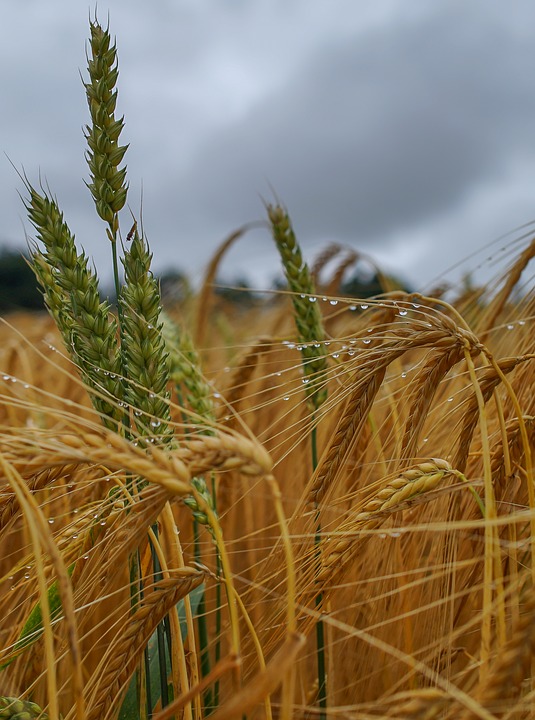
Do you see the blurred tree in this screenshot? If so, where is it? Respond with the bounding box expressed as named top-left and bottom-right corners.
top-left (0, 248), bottom-right (44, 311)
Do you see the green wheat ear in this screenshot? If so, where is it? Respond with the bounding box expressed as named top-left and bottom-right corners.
top-left (119, 227), bottom-right (173, 443)
top-left (26, 186), bottom-right (124, 430)
top-left (267, 203), bottom-right (328, 410)
top-left (162, 313), bottom-right (216, 429)
top-left (84, 19), bottom-right (128, 233)
top-left (161, 313), bottom-right (217, 524)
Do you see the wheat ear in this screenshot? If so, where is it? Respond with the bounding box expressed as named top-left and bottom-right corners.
top-left (119, 229), bottom-right (172, 442)
top-left (453, 356), bottom-right (523, 473)
top-left (0, 697), bottom-right (49, 719)
top-left (26, 187), bottom-right (123, 429)
top-left (315, 459), bottom-right (454, 587)
top-left (267, 204), bottom-right (328, 410)
top-left (84, 19), bottom-right (128, 229)
top-left (162, 312), bottom-right (215, 426)
top-left (86, 568), bottom-right (205, 720)
top-left (399, 344), bottom-right (465, 464)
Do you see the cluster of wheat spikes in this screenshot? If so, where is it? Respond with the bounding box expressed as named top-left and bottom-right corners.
top-left (1, 15), bottom-right (535, 720)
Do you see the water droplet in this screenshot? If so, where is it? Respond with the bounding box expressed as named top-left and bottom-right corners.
top-left (300, 293), bottom-right (306, 299)
top-left (72, 534), bottom-right (78, 540)
top-left (329, 300), bottom-right (338, 306)
top-left (150, 419), bottom-right (161, 428)
top-left (48, 518), bottom-right (54, 525)
top-left (423, 437), bottom-right (429, 443)
top-left (302, 378), bottom-right (310, 385)
top-left (379, 533), bottom-right (387, 539)
top-left (24, 573), bottom-right (30, 579)
top-left (134, 409), bottom-right (143, 417)
top-left (8, 575), bottom-right (13, 581)
top-left (24, 383), bottom-right (30, 389)
top-left (349, 305), bottom-right (357, 311)
top-left (401, 372), bottom-right (407, 378)
top-left (147, 324), bottom-right (154, 330)
top-left (507, 324), bottom-right (514, 330)
top-left (283, 396), bottom-right (290, 401)
top-left (149, 392), bottom-right (155, 399)
top-left (360, 304), bottom-right (369, 310)
top-left (399, 310), bottom-right (408, 316)
top-left (362, 338), bottom-right (371, 345)
top-left (447, 397), bottom-right (454, 403)
top-left (100, 520), bottom-right (106, 526)
top-left (313, 343), bottom-right (321, 348)
top-left (275, 372), bottom-right (282, 377)
top-left (389, 531), bottom-right (401, 538)
top-left (519, 320), bottom-right (526, 326)
top-left (83, 555), bottom-right (89, 560)
top-left (412, 303), bottom-right (421, 309)
top-left (213, 392), bottom-right (221, 399)
top-left (2, 375), bottom-right (9, 381)
top-left (287, 343), bottom-right (296, 350)
top-left (324, 341), bottom-right (330, 346)
top-left (26, 565), bottom-right (31, 570)
top-left (332, 353), bottom-right (340, 359)
top-left (347, 350), bottom-right (355, 356)
top-left (308, 296), bottom-right (317, 303)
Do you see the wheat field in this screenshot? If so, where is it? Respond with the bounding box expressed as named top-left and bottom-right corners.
top-left (0, 17), bottom-right (534, 720)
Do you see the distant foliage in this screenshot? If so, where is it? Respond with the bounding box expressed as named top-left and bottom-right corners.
top-left (0, 248), bottom-right (44, 312)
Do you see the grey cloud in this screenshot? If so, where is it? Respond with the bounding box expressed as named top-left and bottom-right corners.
top-left (2, 1), bottom-right (535, 291)
top-left (172, 1), bottom-right (535, 253)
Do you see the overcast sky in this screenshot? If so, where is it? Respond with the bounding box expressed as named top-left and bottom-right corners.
top-left (2, 0), bottom-right (535, 294)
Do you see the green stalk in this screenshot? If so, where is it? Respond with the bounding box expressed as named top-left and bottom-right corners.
top-left (312, 424), bottom-right (327, 720)
top-left (268, 203), bottom-right (329, 719)
top-left (194, 520), bottom-right (214, 713)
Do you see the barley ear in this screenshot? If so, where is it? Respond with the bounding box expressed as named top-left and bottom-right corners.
top-left (267, 204), bottom-right (328, 410)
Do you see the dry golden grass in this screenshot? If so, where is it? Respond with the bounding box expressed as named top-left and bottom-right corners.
top-left (0, 236), bottom-right (533, 720)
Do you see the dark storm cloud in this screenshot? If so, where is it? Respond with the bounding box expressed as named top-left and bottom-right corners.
top-left (175, 1), bottom-right (535, 253)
